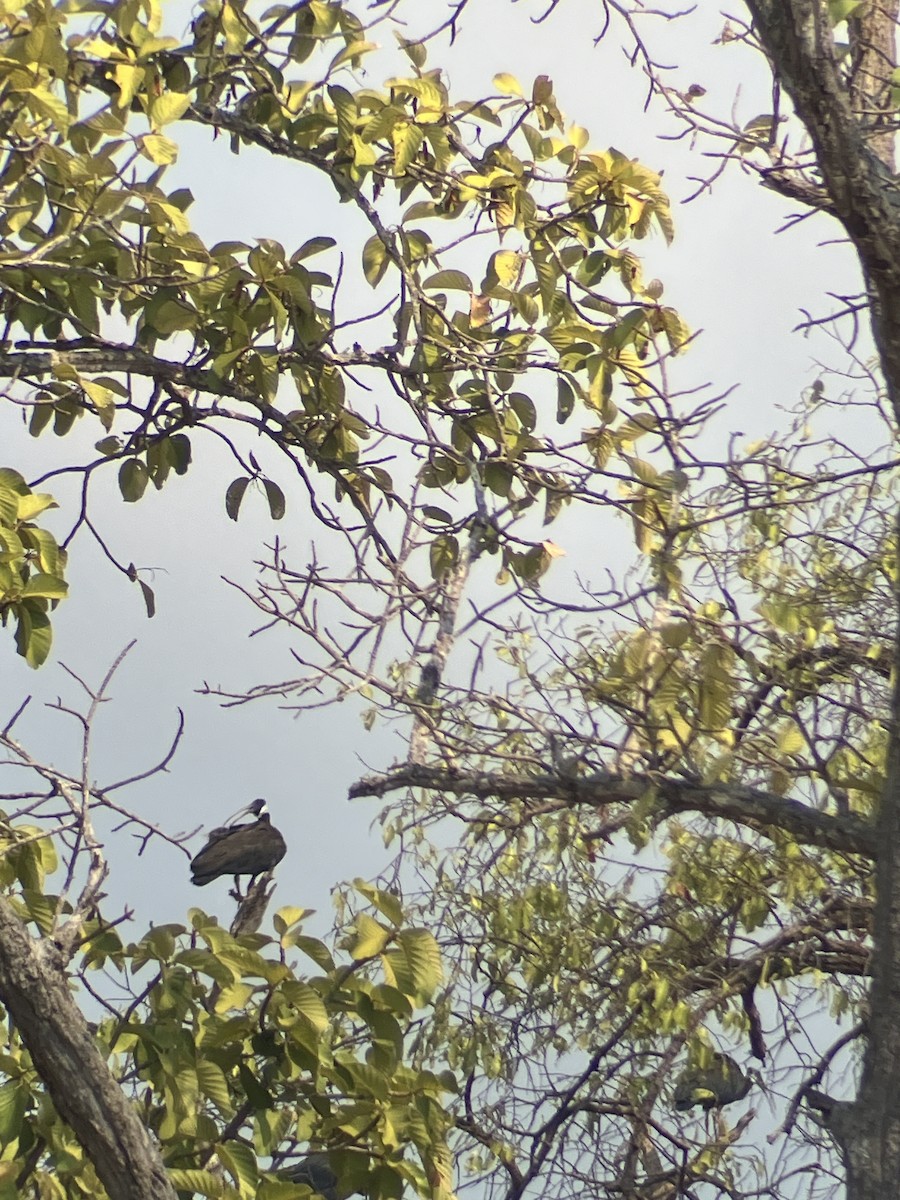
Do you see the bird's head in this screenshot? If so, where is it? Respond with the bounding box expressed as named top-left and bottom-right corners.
top-left (223, 798), bottom-right (269, 826)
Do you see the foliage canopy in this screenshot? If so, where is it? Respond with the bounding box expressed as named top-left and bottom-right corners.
top-left (2, 2), bottom-right (900, 1200)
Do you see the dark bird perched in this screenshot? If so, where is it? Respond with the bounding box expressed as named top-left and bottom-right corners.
top-left (673, 1052), bottom-right (751, 1112)
top-left (282, 1153), bottom-right (340, 1200)
top-left (189, 798), bottom-right (286, 886)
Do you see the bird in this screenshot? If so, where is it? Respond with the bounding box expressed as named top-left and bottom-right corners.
top-left (673, 1052), bottom-right (751, 1112)
top-left (189, 798), bottom-right (286, 886)
top-left (281, 1153), bottom-right (340, 1200)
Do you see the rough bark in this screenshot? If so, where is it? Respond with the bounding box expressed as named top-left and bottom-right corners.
top-left (833, 517), bottom-right (900, 1195)
top-left (746, 1), bottom-right (900, 412)
top-left (0, 899), bottom-right (178, 1200)
top-left (743, 2), bottom-right (900, 1194)
top-left (849, 1), bottom-right (900, 170)
top-left (350, 763), bottom-right (877, 856)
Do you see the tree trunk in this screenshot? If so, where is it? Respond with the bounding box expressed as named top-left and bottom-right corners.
top-left (0, 900), bottom-right (178, 1200)
top-left (745, 2), bottom-right (900, 1193)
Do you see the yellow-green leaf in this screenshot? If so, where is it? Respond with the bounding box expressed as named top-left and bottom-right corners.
top-left (493, 73), bottom-right (523, 97)
top-left (81, 379), bottom-right (116, 431)
top-left (362, 234), bottom-right (390, 287)
top-left (140, 134), bottom-right (179, 164)
top-left (351, 913), bottom-right (392, 959)
top-left (21, 574), bottom-right (67, 601)
top-left (119, 460), bottom-right (149, 503)
top-left (16, 493), bottom-right (57, 521)
top-left (148, 91), bottom-right (192, 130)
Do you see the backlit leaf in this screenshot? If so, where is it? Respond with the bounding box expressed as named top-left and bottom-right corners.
top-left (493, 73), bottom-right (524, 97)
top-left (429, 533), bottom-right (459, 580)
top-left (225, 477), bottom-right (250, 521)
top-left (264, 479), bottom-right (286, 520)
top-left (362, 234), bottom-right (391, 287)
top-left (119, 460), bottom-right (149, 503)
top-left (351, 913), bottom-right (392, 959)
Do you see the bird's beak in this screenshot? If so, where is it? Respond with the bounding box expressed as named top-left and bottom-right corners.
top-left (222, 801), bottom-right (257, 825)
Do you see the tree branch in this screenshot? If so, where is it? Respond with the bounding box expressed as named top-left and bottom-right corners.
top-left (349, 762), bottom-right (877, 857)
top-left (746, 0), bottom-right (900, 412)
top-left (0, 898), bottom-right (177, 1200)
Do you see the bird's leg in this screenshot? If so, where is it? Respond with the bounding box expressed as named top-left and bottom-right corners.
top-left (229, 875), bottom-right (257, 908)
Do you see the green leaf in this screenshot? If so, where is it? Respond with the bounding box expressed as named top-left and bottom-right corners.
top-left (354, 879), bottom-right (404, 925)
top-left (138, 579), bottom-right (156, 618)
top-left (225, 477), bottom-right (250, 521)
top-left (293, 236), bottom-right (337, 261)
top-left (828, 0), bottom-right (865, 23)
top-left (148, 92), bottom-right (192, 129)
top-left (340, 1060), bottom-right (390, 1100)
top-left (383, 928), bottom-right (443, 1004)
top-left (0, 525), bottom-right (24, 564)
top-left (219, 1139), bottom-right (259, 1195)
top-left (493, 73), bottom-right (524, 97)
top-left (29, 401), bottom-right (54, 438)
top-left (397, 35), bottom-right (427, 69)
top-left (140, 134), bottom-right (180, 164)
top-left (533, 75), bottom-right (555, 104)
top-left (81, 379), bottom-right (117, 432)
top-left (393, 121), bottom-right (424, 173)
top-left (427, 532), bottom-right (458, 583)
top-left (329, 39), bottom-right (378, 71)
top-left (21, 573), bottom-right (67, 601)
top-left (698, 643), bottom-right (735, 731)
top-left (25, 85), bottom-right (70, 134)
top-left (119, 460), bottom-right (149, 502)
top-left (24, 888), bottom-right (57, 934)
top-left (15, 604), bottom-right (52, 669)
top-left (557, 377), bottom-right (575, 423)
top-left (429, 533), bottom-right (459, 580)
top-left (280, 980), bottom-right (329, 1031)
top-left (0, 485), bottom-right (20, 527)
top-left (0, 1081), bottom-right (26, 1143)
top-left (484, 249), bottom-right (523, 291)
top-left (658, 306), bottom-right (690, 354)
top-left (221, 1), bottom-right (249, 52)
top-left (292, 935), bottom-right (336, 971)
top-left (362, 234), bottom-right (390, 287)
top-left (148, 298), bottom-right (196, 336)
top-left (197, 1060), bottom-right (233, 1113)
top-left (351, 913), bottom-right (392, 959)
top-left (273, 905), bottom-right (310, 935)
top-left (777, 723), bottom-right (805, 756)
top-left (20, 526), bottom-right (61, 574)
top-left (114, 62), bottom-right (144, 108)
top-left (167, 1171), bottom-right (223, 1197)
top-left (423, 269), bottom-right (472, 291)
top-left (263, 479), bottom-right (286, 520)
top-left (508, 392), bottom-right (536, 432)
top-left (16, 492), bottom-right (57, 521)
top-left (328, 83), bottom-right (357, 144)
top-left (0, 470), bottom-right (28, 494)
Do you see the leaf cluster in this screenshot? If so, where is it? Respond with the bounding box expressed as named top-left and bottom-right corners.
top-left (0, 869), bottom-right (453, 1200)
top-left (0, 468), bottom-right (66, 667)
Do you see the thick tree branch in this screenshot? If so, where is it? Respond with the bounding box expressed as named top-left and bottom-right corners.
top-left (349, 763), bottom-right (877, 857)
top-left (0, 341), bottom-right (415, 394)
top-left (1, 340), bottom-right (400, 562)
top-left (0, 898), bottom-right (177, 1200)
top-left (738, 7), bottom-right (900, 1191)
top-left (746, 0), bottom-right (900, 413)
top-left (848, 1), bottom-right (900, 169)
